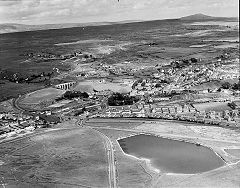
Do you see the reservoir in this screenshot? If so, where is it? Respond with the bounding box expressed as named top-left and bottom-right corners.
top-left (118, 134), bottom-right (224, 174)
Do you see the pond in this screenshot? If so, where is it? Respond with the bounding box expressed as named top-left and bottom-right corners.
top-left (118, 134), bottom-right (225, 174)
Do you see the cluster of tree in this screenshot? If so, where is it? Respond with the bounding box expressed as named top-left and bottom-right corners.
top-left (170, 58), bottom-right (198, 69)
top-left (20, 52), bottom-right (61, 58)
top-left (20, 51), bottom-right (96, 63)
top-left (0, 70), bottom-right (55, 84)
top-left (228, 102), bottom-right (238, 109)
top-left (216, 53), bottom-right (230, 60)
top-left (145, 42), bottom-right (158, 46)
top-left (39, 114), bottom-right (60, 125)
top-left (221, 82), bottom-right (240, 90)
top-left (56, 91), bottom-right (89, 101)
top-left (108, 93), bottom-right (139, 106)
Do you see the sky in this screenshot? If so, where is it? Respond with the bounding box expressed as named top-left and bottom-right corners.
top-left (0, 0), bottom-right (239, 24)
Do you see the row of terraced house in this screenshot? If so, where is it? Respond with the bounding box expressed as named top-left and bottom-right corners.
top-left (99, 103), bottom-right (240, 127)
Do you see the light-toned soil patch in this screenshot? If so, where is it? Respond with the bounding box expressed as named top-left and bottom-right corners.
top-left (203, 37), bottom-right (239, 42)
top-left (74, 80), bottom-right (132, 93)
top-left (55, 39), bottom-right (113, 46)
top-left (48, 100), bottom-right (71, 108)
top-left (190, 81), bottom-right (221, 91)
top-left (214, 43), bottom-right (239, 49)
top-left (189, 44), bottom-right (210, 48)
top-left (225, 149), bottom-right (240, 158)
top-left (91, 42), bottom-right (132, 55)
top-left (155, 162), bottom-right (240, 188)
top-left (187, 21), bottom-right (239, 27)
top-left (174, 30), bottom-right (213, 37)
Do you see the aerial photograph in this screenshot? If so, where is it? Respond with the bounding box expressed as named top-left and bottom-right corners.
top-left (0, 0), bottom-right (239, 187)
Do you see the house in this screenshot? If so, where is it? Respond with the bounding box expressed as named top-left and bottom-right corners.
top-left (122, 110), bottom-right (131, 117)
top-left (131, 109), bottom-right (145, 117)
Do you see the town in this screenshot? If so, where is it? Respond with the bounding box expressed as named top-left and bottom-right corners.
top-left (1, 53), bottom-right (239, 139)
top-left (0, 9), bottom-right (239, 187)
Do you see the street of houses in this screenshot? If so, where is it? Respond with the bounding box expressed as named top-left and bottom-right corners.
top-left (99, 102), bottom-right (240, 128)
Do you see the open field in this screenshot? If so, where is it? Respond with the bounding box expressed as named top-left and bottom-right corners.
top-left (0, 128), bottom-right (108, 187)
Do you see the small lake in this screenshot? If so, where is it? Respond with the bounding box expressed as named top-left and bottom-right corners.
top-left (118, 134), bottom-right (224, 174)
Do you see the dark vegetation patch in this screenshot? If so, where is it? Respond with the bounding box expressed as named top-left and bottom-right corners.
top-left (56, 90), bottom-right (89, 101)
top-left (108, 93), bottom-right (140, 106)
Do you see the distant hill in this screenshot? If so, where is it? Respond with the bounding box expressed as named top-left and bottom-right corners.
top-left (180, 13), bottom-right (215, 20)
top-left (0, 22), bottom-right (111, 34)
top-left (0, 20), bottom-right (141, 34)
top-left (0, 13), bottom-right (238, 34)
top-left (180, 13), bottom-right (238, 21)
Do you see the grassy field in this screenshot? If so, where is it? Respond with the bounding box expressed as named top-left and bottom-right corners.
top-left (190, 81), bottom-right (222, 91)
top-left (193, 102), bottom-right (232, 112)
top-left (0, 99), bottom-right (19, 113)
top-left (0, 128), bottom-right (108, 187)
top-left (0, 81), bottom-right (45, 102)
top-left (20, 87), bottom-right (65, 104)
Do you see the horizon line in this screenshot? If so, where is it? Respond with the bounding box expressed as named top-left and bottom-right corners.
top-left (0, 13), bottom-right (238, 25)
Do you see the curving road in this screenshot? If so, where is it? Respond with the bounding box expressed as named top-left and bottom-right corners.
top-left (95, 129), bottom-right (117, 188)
top-left (78, 119), bottom-right (117, 188)
top-left (12, 96), bottom-right (25, 112)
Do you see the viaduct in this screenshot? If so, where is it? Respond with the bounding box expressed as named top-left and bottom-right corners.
top-left (55, 82), bottom-right (76, 90)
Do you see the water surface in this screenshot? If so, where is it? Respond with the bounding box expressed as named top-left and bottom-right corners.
top-left (118, 134), bottom-right (224, 174)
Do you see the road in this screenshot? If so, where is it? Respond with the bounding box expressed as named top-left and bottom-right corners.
top-left (85, 126), bottom-right (240, 144)
top-left (92, 128), bottom-right (117, 188)
top-left (77, 119), bottom-right (117, 188)
top-left (12, 96), bottom-right (25, 112)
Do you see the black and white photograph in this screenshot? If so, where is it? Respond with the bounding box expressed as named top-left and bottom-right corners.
top-left (0, 0), bottom-right (239, 187)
